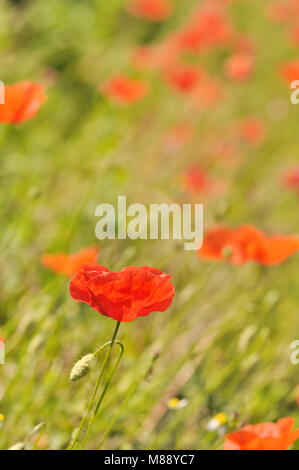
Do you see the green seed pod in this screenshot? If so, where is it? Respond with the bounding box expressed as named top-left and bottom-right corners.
top-left (70, 354), bottom-right (95, 382)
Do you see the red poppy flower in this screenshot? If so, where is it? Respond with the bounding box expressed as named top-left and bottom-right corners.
top-left (233, 34), bottom-right (256, 56)
top-left (174, 6), bottom-right (232, 52)
top-left (290, 25), bottom-right (299, 44)
top-left (190, 77), bottom-right (222, 109)
top-left (69, 264), bottom-right (175, 322)
top-left (281, 60), bottom-right (299, 84)
top-left (224, 418), bottom-right (299, 450)
top-left (164, 65), bottom-right (203, 93)
top-left (101, 76), bottom-right (148, 105)
top-left (182, 166), bottom-right (223, 195)
top-left (132, 42), bottom-right (178, 71)
top-left (0, 81), bottom-right (47, 123)
top-left (41, 247), bottom-right (99, 277)
top-left (225, 54), bottom-right (254, 81)
top-left (199, 225), bottom-right (299, 265)
top-left (263, 236), bottom-right (299, 265)
top-left (269, 0), bottom-right (299, 23)
top-left (182, 166), bottom-right (210, 194)
top-left (126, 0), bottom-right (172, 21)
top-left (282, 167), bottom-right (299, 192)
top-left (237, 118), bottom-right (267, 145)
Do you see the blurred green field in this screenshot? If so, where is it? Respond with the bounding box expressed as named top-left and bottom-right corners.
top-left (1, 0), bottom-right (299, 450)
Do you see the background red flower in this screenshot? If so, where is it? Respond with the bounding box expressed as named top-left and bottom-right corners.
top-left (0, 81), bottom-right (46, 123)
top-left (199, 225), bottom-right (299, 265)
top-left (127, 0), bottom-right (172, 21)
top-left (224, 418), bottom-right (299, 450)
top-left (101, 76), bottom-right (148, 105)
top-left (41, 247), bottom-right (99, 277)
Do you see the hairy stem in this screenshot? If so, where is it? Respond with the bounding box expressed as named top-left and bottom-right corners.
top-left (82, 338), bottom-right (124, 449)
top-left (69, 321), bottom-right (121, 450)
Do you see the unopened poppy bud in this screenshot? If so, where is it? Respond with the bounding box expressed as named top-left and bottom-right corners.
top-left (9, 442), bottom-right (25, 450)
top-left (70, 354), bottom-right (95, 382)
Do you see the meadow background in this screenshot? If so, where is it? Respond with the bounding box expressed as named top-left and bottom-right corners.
top-left (1, 0), bottom-right (299, 450)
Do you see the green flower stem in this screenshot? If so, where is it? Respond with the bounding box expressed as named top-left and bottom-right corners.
top-left (82, 337), bottom-right (124, 449)
top-left (96, 353), bottom-right (158, 449)
top-left (70, 321), bottom-right (121, 450)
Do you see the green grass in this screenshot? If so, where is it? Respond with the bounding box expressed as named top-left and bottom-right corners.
top-left (1, 0), bottom-right (299, 450)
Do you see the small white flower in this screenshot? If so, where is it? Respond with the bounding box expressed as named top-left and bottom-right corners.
top-left (167, 398), bottom-right (189, 410)
top-left (207, 413), bottom-right (228, 432)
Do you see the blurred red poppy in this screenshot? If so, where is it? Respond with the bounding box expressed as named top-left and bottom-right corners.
top-left (101, 76), bottom-right (148, 105)
top-left (132, 41), bottom-right (178, 71)
top-left (269, 0), bottom-right (299, 23)
top-left (190, 77), bottom-right (223, 109)
top-left (182, 166), bottom-right (216, 195)
top-left (282, 167), bottom-right (299, 192)
top-left (41, 247), bottom-right (99, 277)
top-left (224, 418), bottom-right (299, 450)
top-left (174, 5), bottom-right (232, 52)
top-left (225, 54), bottom-right (254, 81)
top-left (289, 25), bottom-right (299, 44)
top-left (233, 34), bottom-right (256, 56)
top-left (199, 225), bottom-right (299, 265)
top-left (69, 264), bottom-right (175, 322)
top-left (237, 118), bottom-right (267, 146)
top-left (165, 65), bottom-right (202, 93)
top-left (0, 81), bottom-right (47, 123)
top-left (281, 60), bottom-right (299, 83)
top-left (126, 0), bottom-right (172, 21)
